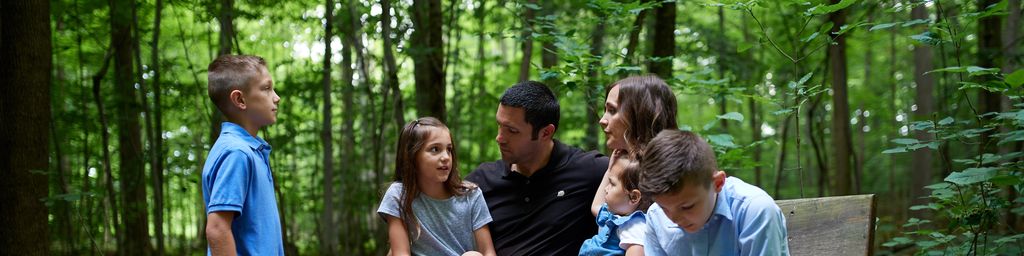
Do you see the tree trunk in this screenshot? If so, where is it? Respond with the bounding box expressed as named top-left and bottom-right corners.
top-left (93, 50), bottom-right (119, 251)
top-left (319, 0), bottom-right (337, 254)
top-left (383, 0), bottom-right (404, 127)
top-left (717, 6), bottom-right (729, 131)
top-left (336, 5), bottom-right (355, 250)
top-left (410, 0), bottom-right (446, 122)
top-left (585, 11), bottom-right (606, 152)
top-left (211, 0), bottom-right (235, 155)
top-left (648, 1), bottom-right (675, 78)
top-left (910, 5), bottom-right (935, 218)
top-left (623, 8), bottom-right (648, 68)
top-left (828, 0), bottom-right (853, 196)
top-left (977, 0), bottom-right (1002, 155)
top-left (1003, 0), bottom-right (1022, 231)
top-left (130, 1), bottom-right (164, 254)
top-left (112, 0), bottom-right (150, 253)
top-left (539, 0), bottom-right (557, 83)
top-left (0, 1), bottom-right (51, 254)
top-left (150, 0), bottom-right (166, 254)
top-left (518, 0), bottom-right (536, 82)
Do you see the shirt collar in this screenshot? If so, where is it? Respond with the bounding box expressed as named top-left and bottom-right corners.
top-left (221, 122), bottom-right (271, 151)
top-left (501, 139), bottom-right (569, 179)
top-left (711, 182), bottom-right (734, 222)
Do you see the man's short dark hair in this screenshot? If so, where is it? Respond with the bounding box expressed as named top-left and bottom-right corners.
top-left (639, 130), bottom-right (718, 196)
top-left (499, 81), bottom-right (559, 140)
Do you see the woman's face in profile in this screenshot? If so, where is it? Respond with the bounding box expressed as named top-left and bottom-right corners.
top-left (600, 85), bottom-right (628, 151)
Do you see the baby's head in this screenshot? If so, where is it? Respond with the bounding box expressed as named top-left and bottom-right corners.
top-left (605, 156), bottom-right (653, 216)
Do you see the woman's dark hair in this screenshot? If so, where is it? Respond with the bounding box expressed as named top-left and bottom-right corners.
top-left (607, 74), bottom-right (678, 159)
top-left (392, 117), bottom-right (465, 239)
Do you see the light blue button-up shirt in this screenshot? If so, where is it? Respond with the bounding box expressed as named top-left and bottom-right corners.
top-left (644, 177), bottom-right (789, 256)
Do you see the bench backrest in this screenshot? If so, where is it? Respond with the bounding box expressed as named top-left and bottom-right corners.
top-left (775, 194), bottom-right (876, 256)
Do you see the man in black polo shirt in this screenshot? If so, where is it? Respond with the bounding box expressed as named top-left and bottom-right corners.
top-left (466, 81), bottom-right (608, 255)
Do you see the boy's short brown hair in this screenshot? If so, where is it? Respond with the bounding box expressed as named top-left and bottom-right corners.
top-left (208, 55), bottom-right (268, 113)
top-left (639, 130), bottom-right (718, 196)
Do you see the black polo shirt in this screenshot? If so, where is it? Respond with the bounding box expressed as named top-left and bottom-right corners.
top-left (466, 140), bottom-right (608, 256)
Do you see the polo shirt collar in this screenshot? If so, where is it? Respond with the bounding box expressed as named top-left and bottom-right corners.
top-left (502, 139), bottom-right (569, 179)
top-left (221, 122), bottom-right (271, 151)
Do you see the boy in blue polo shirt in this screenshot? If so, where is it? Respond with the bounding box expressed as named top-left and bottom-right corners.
top-left (201, 55), bottom-right (283, 256)
top-left (639, 130), bottom-right (789, 256)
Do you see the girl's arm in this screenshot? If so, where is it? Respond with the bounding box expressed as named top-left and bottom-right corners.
top-left (624, 245), bottom-right (644, 256)
top-left (591, 149), bottom-right (621, 217)
top-left (472, 225), bottom-right (497, 256)
top-left (385, 215), bottom-right (411, 256)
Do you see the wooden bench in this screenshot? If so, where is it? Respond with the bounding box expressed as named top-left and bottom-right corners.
top-left (776, 194), bottom-right (876, 256)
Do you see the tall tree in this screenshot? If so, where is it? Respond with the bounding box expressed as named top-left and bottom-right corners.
top-left (112, 0), bottom-right (150, 253)
top-left (150, 0), bottom-right (167, 254)
top-left (977, 0), bottom-right (1002, 155)
top-left (586, 8), bottom-right (607, 151)
top-left (828, 0), bottom-right (853, 196)
top-left (211, 0), bottom-right (236, 152)
top-left (0, 0), bottom-right (52, 254)
top-left (383, 0), bottom-right (404, 128)
top-left (1003, 0), bottom-right (1022, 231)
top-left (319, 0), bottom-right (338, 254)
top-left (518, 0), bottom-right (536, 82)
top-left (648, 1), bottom-right (675, 78)
top-left (410, 0), bottom-right (446, 121)
top-left (910, 4), bottom-right (935, 218)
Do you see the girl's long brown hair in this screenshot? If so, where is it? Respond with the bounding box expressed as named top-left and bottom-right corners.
top-left (392, 117), bottom-right (466, 239)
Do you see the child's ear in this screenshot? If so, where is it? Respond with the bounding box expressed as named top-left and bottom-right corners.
top-left (230, 89), bottom-right (246, 109)
top-left (628, 190), bottom-right (642, 205)
top-left (712, 171), bottom-right (727, 193)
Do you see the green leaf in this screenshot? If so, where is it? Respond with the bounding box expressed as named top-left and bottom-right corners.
top-left (937, 117), bottom-right (955, 126)
top-left (806, 0), bottom-right (856, 15)
top-left (716, 112), bottom-right (745, 122)
top-left (997, 130), bottom-right (1024, 145)
top-left (910, 31), bottom-right (942, 45)
top-left (707, 134), bottom-right (737, 148)
top-left (882, 147), bottom-right (908, 154)
top-left (737, 41), bottom-right (754, 53)
top-left (869, 22), bottom-right (900, 31)
top-left (989, 175), bottom-right (1022, 186)
top-left (901, 19), bottom-right (931, 27)
top-left (943, 167), bottom-right (999, 185)
top-left (773, 109), bottom-right (794, 116)
top-left (925, 66), bottom-right (967, 75)
top-left (797, 72), bottom-right (813, 85)
top-left (965, 66), bottom-right (1000, 76)
top-left (1005, 69), bottom-right (1024, 87)
top-left (891, 138), bottom-right (920, 145)
top-left (802, 31), bottom-right (820, 42)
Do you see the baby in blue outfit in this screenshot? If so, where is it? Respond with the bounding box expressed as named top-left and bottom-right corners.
top-left (580, 151), bottom-right (652, 255)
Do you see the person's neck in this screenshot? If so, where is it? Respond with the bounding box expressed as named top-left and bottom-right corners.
top-left (227, 117), bottom-right (260, 138)
top-left (513, 140), bottom-right (555, 177)
top-left (418, 180), bottom-right (452, 200)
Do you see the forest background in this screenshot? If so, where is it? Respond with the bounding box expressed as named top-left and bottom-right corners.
top-left (2, 0), bottom-right (1024, 255)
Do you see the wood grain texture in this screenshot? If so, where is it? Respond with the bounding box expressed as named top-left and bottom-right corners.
top-left (776, 194), bottom-right (876, 256)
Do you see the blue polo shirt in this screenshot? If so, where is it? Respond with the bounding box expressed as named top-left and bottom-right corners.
top-left (202, 122), bottom-right (284, 255)
top-left (644, 177), bottom-right (789, 256)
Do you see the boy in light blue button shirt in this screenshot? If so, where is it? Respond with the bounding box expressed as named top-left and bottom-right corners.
top-left (201, 55), bottom-right (283, 256)
top-left (639, 130), bottom-right (789, 256)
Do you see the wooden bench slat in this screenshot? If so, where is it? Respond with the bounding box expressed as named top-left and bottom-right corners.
top-left (776, 194), bottom-right (876, 256)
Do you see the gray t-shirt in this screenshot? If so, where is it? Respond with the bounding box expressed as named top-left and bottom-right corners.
top-left (377, 182), bottom-right (492, 256)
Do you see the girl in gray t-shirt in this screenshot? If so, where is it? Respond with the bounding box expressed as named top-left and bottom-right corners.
top-left (376, 117), bottom-right (495, 256)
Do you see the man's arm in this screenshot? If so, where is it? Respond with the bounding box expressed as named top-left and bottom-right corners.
top-left (206, 211), bottom-right (237, 256)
